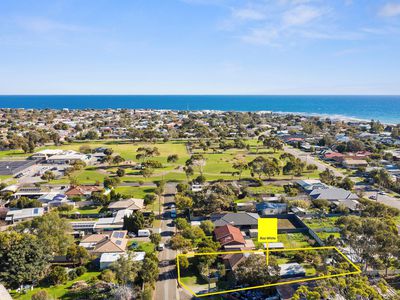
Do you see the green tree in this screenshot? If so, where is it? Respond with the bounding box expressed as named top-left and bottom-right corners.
top-left (14, 211), bottom-right (73, 255)
top-left (200, 220), bottom-right (215, 235)
top-left (111, 253), bottom-right (142, 285)
top-left (0, 231), bottom-right (50, 288)
top-left (149, 233), bottom-right (161, 245)
top-left (140, 257), bottom-right (159, 285)
top-left (66, 245), bottom-right (90, 266)
top-left (48, 266), bottom-right (68, 285)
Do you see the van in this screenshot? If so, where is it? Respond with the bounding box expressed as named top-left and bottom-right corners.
top-left (137, 229), bottom-right (151, 237)
top-left (170, 210), bottom-right (176, 219)
top-left (157, 243), bottom-right (165, 251)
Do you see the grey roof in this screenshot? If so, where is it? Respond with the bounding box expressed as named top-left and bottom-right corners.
top-left (333, 199), bottom-right (361, 211)
top-left (310, 187), bottom-right (358, 201)
top-left (211, 212), bottom-right (259, 227)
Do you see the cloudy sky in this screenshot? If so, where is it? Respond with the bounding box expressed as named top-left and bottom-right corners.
top-left (0, 0), bottom-right (400, 94)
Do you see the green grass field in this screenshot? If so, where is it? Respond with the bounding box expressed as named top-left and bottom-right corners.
top-left (11, 271), bottom-right (100, 300)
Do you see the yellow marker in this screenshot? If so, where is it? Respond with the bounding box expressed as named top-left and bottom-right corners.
top-left (258, 218), bottom-right (278, 243)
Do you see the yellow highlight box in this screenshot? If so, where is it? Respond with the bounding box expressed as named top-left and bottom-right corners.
top-left (177, 246), bottom-right (361, 298)
top-left (258, 218), bottom-right (278, 243)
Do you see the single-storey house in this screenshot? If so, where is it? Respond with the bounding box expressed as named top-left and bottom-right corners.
top-left (214, 224), bottom-right (246, 249)
top-left (5, 207), bottom-right (44, 224)
top-left (211, 212), bottom-right (259, 230)
top-left (108, 198), bottom-right (144, 212)
top-left (65, 185), bottom-right (103, 198)
top-left (100, 252), bottom-right (145, 270)
top-left (309, 187), bottom-right (358, 201)
top-left (80, 230), bottom-right (128, 255)
top-left (342, 159), bottom-right (368, 169)
top-left (256, 202), bottom-right (287, 215)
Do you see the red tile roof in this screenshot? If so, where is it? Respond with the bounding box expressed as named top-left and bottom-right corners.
top-left (214, 224), bottom-right (245, 246)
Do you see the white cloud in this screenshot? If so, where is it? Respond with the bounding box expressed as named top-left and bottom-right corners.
top-left (240, 27), bottom-right (280, 45)
top-left (379, 2), bottom-right (400, 17)
top-left (282, 5), bottom-right (324, 26)
top-left (232, 8), bottom-right (266, 21)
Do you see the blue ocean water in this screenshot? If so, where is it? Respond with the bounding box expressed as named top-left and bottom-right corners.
top-left (0, 95), bottom-right (399, 124)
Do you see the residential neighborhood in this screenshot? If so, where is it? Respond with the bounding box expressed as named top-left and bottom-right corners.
top-left (0, 108), bottom-right (400, 299)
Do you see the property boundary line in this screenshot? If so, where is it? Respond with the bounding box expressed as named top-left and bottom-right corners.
top-left (176, 246), bottom-right (361, 297)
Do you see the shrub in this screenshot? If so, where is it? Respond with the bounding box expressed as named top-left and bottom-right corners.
top-left (76, 266), bottom-right (87, 277)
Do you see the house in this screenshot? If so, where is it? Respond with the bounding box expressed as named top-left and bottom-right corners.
top-left (95, 209), bottom-right (132, 231)
top-left (38, 193), bottom-right (75, 208)
top-left (13, 186), bottom-right (51, 198)
top-left (342, 159), bottom-right (368, 169)
top-left (309, 187), bottom-right (358, 201)
top-left (333, 199), bottom-right (361, 212)
top-left (296, 179), bottom-right (327, 192)
top-left (80, 230), bottom-right (128, 255)
top-left (256, 202), bottom-right (287, 215)
top-left (222, 251), bottom-right (264, 270)
top-left (0, 160), bottom-right (36, 175)
top-left (323, 152), bottom-right (345, 162)
top-left (5, 207), bottom-right (44, 224)
top-left (45, 150), bottom-right (94, 165)
top-left (65, 185), bottom-right (103, 198)
top-left (211, 212), bottom-right (259, 230)
top-left (30, 149), bottom-right (64, 160)
top-left (99, 252), bottom-right (145, 270)
top-left (108, 198), bottom-right (144, 212)
top-left (279, 263), bottom-right (306, 279)
top-left (214, 224), bottom-right (246, 249)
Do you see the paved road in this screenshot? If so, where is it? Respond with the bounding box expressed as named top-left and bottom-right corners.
top-left (284, 145), bottom-right (346, 178)
top-left (155, 183), bottom-right (180, 300)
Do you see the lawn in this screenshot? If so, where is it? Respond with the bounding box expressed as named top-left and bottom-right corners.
top-left (136, 241), bottom-right (155, 255)
top-left (115, 186), bottom-right (155, 198)
top-left (247, 184), bottom-right (285, 195)
top-left (0, 149), bottom-right (28, 160)
top-left (11, 271), bottom-right (100, 300)
top-left (277, 233), bottom-right (314, 248)
top-left (303, 217), bottom-right (339, 230)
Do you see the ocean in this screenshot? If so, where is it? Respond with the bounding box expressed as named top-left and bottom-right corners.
top-left (0, 95), bottom-right (399, 124)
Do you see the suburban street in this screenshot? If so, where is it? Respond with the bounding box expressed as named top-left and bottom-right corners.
top-left (155, 183), bottom-right (180, 300)
top-left (283, 145), bottom-right (346, 178)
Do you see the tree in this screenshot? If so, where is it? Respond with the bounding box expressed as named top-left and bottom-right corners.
top-left (103, 177), bottom-right (120, 189)
top-left (319, 168), bottom-right (337, 185)
top-left (200, 220), bottom-right (215, 235)
top-left (14, 211), bottom-right (73, 255)
top-left (140, 257), bottom-right (159, 285)
top-left (41, 170), bottom-right (55, 182)
top-left (140, 167), bottom-right (154, 178)
top-left (234, 254), bottom-right (279, 286)
top-left (169, 234), bottom-right (192, 251)
top-left (144, 193), bottom-right (156, 205)
top-left (261, 136), bottom-right (283, 152)
top-left (175, 218), bottom-right (190, 231)
top-left (48, 266), bottom-right (68, 285)
top-left (167, 154), bottom-right (179, 163)
top-left (0, 231), bottom-right (50, 288)
top-left (175, 194), bottom-right (193, 211)
top-left (112, 155), bottom-right (125, 165)
top-left (183, 166), bottom-right (194, 181)
top-left (340, 177), bottom-right (354, 190)
top-left (111, 253), bottom-right (142, 285)
top-left (123, 211), bottom-right (145, 234)
top-left (66, 245), bottom-right (90, 266)
top-left (179, 256), bottom-right (190, 269)
top-left (116, 168), bottom-right (125, 177)
top-left (232, 159), bottom-right (248, 180)
top-left (149, 233), bottom-right (161, 245)
top-left (186, 154), bottom-right (206, 175)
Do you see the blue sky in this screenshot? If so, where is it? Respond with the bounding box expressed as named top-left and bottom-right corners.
top-left (0, 0), bottom-right (400, 95)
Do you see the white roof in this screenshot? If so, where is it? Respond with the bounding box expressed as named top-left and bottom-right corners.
top-left (100, 251), bottom-right (146, 263)
top-left (34, 149), bottom-right (64, 155)
top-left (5, 207), bottom-right (44, 221)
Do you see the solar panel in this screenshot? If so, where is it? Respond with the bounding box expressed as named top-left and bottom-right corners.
top-left (33, 208), bottom-right (39, 214)
top-left (116, 240), bottom-right (122, 245)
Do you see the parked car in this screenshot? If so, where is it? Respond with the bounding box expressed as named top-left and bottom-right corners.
top-left (129, 241), bottom-right (138, 249)
top-left (157, 243), bottom-right (165, 251)
top-left (138, 229), bottom-right (151, 237)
